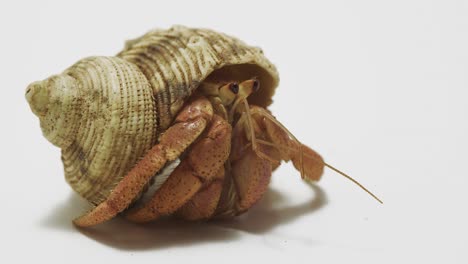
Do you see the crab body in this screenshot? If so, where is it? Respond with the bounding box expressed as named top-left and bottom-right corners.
top-left (26, 26), bottom-right (324, 226)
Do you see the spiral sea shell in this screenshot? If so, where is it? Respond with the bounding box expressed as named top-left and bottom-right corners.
top-left (26, 26), bottom-right (279, 205)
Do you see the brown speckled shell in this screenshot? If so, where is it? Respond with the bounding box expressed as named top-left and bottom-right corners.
top-left (26, 26), bottom-right (279, 204)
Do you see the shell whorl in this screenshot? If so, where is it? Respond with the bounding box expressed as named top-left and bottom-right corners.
top-left (27, 57), bottom-right (157, 203)
top-left (26, 26), bottom-right (279, 204)
top-left (118, 25), bottom-right (279, 130)
top-left (26, 74), bottom-right (82, 148)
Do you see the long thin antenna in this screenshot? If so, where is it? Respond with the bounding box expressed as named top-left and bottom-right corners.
top-left (234, 87), bottom-right (383, 205)
top-left (254, 139), bottom-right (383, 204)
top-left (324, 162), bottom-right (383, 204)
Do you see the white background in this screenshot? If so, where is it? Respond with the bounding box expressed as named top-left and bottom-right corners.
top-left (1, 0), bottom-right (467, 263)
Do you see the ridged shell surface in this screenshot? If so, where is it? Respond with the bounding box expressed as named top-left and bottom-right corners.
top-left (118, 25), bottom-right (279, 129)
top-left (26, 26), bottom-right (279, 204)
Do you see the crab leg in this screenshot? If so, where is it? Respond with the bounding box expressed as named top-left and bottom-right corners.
top-left (125, 115), bottom-right (231, 223)
top-left (222, 114), bottom-right (276, 214)
top-left (251, 106), bottom-right (383, 203)
top-left (73, 95), bottom-right (214, 227)
top-left (225, 105), bottom-right (325, 215)
top-left (176, 167), bottom-right (225, 220)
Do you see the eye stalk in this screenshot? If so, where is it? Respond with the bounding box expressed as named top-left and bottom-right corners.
top-left (219, 82), bottom-right (238, 105)
top-left (238, 79), bottom-right (260, 98)
top-left (227, 78), bottom-right (262, 123)
top-left (252, 79), bottom-right (260, 93)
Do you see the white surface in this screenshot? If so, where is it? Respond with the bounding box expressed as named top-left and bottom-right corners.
top-left (1, 0), bottom-right (467, 263)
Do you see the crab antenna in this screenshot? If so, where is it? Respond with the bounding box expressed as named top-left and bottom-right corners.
top-left (254, 139), bottom-right (383, 204)
top-left (324, 162), bottom-right (383, 204)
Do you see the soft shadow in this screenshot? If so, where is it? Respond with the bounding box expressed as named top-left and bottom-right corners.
top-left (214, 183), bottom-right (327, 234)
top-left (40, 192), bottom-right (93, 231)
top-left (41, 183), bottom-right (327, 251)
top-left (78, 217), bottom-right (240, 251)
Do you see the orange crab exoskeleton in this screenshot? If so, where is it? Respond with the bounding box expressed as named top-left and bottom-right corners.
top-left (73, 79), bottom-right (325, 227)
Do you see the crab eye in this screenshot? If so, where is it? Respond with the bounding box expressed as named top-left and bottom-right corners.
top-left (252, 79), bottom-right (260, 92)
top-left (229, 83), bottom-right (239, 94)
top-left (238, 79), bottom-right (260, 97)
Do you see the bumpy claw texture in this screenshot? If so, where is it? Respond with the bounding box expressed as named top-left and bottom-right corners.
top-left (176, 172), bottom-right (224, 221)
top-left (73, 96), bottom-right (214, 226)
top-left (232, 147), bottom-right (273, 213)
top-left (125, 114), bottom-right (231, 223)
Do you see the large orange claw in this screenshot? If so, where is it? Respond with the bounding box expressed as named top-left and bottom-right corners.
top-left (223, 102), bottom-right (324, 216)
top-left (226, 112), bottom-right (276, 214)
top-left (125, 115), bottom-right (231, 223)
top-left (232, 148), bottom-right (272, 213)
top-left (176, 167), bottom-right (225, 221)
top-left (73, 96), bottom-right (213, 227)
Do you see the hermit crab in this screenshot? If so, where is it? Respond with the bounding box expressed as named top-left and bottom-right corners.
top-left (26, 26), bottom-right (380, 227)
